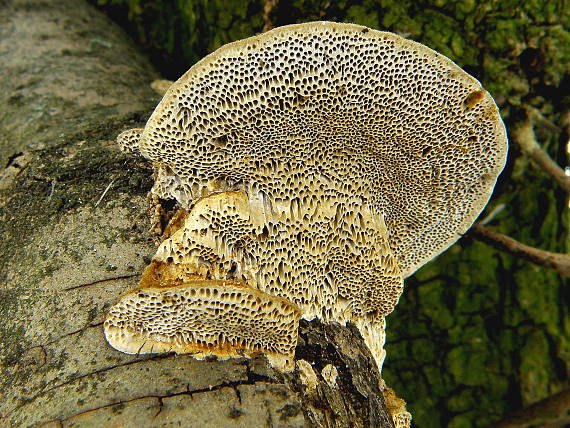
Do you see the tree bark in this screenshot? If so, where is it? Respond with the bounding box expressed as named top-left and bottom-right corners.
top-left (0, 1), bottom-right (394, 426)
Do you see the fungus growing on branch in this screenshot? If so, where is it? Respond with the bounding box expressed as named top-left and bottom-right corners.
top-left (107, 22), bottom-right (507, 377)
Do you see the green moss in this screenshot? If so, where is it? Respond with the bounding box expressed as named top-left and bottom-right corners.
top-left (417, 283), bottom-right (454, 329)
top-left (519, 330), bottom-right (558, 403)
top-left (446, 343), bottom-right (488, 386)
top-left (447, 389), bottom-right (473, 413)
top-left (448, 412), bottom-right (478, 428)
top-left (346, 4), bottom-right (379, 29)
top-left (0, 118), bottom-right (154, 290)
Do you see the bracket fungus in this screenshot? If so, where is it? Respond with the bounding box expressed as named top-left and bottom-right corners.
top-left (106, 22), bottom-right (507, 380)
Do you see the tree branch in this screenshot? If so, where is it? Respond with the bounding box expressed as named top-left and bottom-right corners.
top-left (485, 388), bottom-right (570, 428)
top-left (262, 0), bottom-right (279, 32)
top-left (512, 115), bottom-right (570, 194)
top-left (470, 225), bottom-right (570, 278)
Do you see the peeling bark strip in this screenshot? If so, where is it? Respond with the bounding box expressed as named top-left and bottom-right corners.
top-left (0, 2), bottom-right (395, 427)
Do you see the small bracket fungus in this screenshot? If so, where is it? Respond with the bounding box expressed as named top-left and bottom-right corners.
top-left (383, 387), bottom-right (413, 428)
top-left (107, 22), bottom-right (507, 381)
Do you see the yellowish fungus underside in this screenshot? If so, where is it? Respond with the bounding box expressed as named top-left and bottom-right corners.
top-left (105, 189), bottom-right (401, 370)
top-left (105, 279), bottom-right (300, 371)
top-left (107, 22), bottom-right (507, 376)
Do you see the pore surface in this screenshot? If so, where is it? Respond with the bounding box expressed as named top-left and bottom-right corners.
top-left (106, 190), bottom-right (401, 370)
top-left (137, 22), bottom-right (507, 277)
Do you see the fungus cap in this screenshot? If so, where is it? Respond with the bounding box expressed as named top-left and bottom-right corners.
top-left (109, 22), bottom-right (508, 373)
top-left (105, 279), bottom-right (300, 371)
top-left (125, 21), bottom-right (507, 277)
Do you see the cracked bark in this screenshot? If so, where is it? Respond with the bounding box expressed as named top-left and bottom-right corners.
top-left (62, 273), bottom-right (141, 291)
top-left (0, 1), bottom-right (394, 427)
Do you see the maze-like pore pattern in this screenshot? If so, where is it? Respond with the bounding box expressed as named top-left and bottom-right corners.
top-left (104, 281), bottom-right (300, 371)
top-left (110, 22), bottom-right (508, 373)
top-left (133, 21), bottom-right (507, 277)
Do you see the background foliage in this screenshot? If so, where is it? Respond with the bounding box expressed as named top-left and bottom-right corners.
top-left (91, 1), bottom-right (569, 426)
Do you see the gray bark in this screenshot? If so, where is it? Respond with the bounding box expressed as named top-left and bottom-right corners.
top-left (0, 1), bottom-right (394, 427)
top-left (0, 0), bottom-right (158, 166)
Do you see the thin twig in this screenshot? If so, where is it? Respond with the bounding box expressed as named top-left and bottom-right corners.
top-left (262, 0), bottom-right (279, 32)
top-left (94, 178), bottom-right (115, 207)
top-left (527, 106), bottom-right (562, 134)
top-left (485, 388), bottom-right (570, 428)
top-left (512, 117), bottom-right (570, 194)
top-left (470, 224), bottom-right (570, 278)
top-left (479, 203), bottom-right (506, 226)
top-left (47, 180), bottom-right (56, 201)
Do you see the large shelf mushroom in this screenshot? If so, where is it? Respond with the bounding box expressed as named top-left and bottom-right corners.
top-left (106, 22), bottom-right (507, 381)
